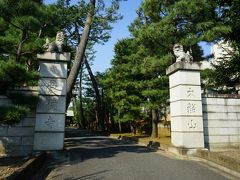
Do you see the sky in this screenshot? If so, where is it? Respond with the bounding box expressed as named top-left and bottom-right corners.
top-left (91, 1), bottom-right (143, 73)
top-left (44, 0), bottom-right (211, 73)
top-left (44, 0), bottom-right (142, 73)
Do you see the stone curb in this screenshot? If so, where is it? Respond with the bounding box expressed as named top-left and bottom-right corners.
top-left (110, 135), bottom-right (240, 178)
top-left (6, 152), bottom-right (47, 180)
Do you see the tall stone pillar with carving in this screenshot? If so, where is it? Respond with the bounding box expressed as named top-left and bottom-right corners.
top-left (33, 52), bottom-right (70, 150)
top-left (166, 62), bottom-right (204, 149)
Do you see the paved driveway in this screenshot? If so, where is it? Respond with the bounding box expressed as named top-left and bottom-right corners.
top-left (34, 128), bottom-right (231, 180)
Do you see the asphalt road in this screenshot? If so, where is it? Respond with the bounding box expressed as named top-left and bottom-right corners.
top-left (34, 128), bottom-right (231, 180)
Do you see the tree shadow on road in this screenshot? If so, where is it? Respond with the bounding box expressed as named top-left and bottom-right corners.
top-left (32, 129), bottom-right (156, 179)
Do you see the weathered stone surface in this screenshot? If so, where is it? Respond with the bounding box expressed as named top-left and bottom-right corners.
top-left (171, 132), bottom-right (204, 148)
top-left (22, 137), bottom-right (34, 146)
top-left (206, 143), bottom-right (240, 150)
top-left (0, 137), bottom-right (21, 145)
top-left (7, 127), bottom-right (34, 136)
top-left (0, 126), bottom-right (8, 136)
top-left (0, 96), bottom-right (12, 106)
top-left (203, 120), bottom-right (239, 128)
top-left (173, 44), bottom-right (193, 63)
top-left (11, 121), bottom-right (23, 127)
top-left (203, 112), bottom-right (239, 120)
top-left (4, 145), bottom-right (33, 156)
top-left (204, 127), bottom-right (239, 135)
top-left (202, 104), bottom-right (240, 113)
top-left (37, 95), bottom-right (66, 113)
top-left (205, 135), bottom-right (239, 143)
top-left (33, 132), bottom-right (64, 150)
top-left (37, 52), bottom-right (70, 61)
top-left (168, 63), bottom-right (204, 149)
top-left (166, 62), bottom-right (201, 75)
top-left (34, 52), bottom-right (69, 152)
top-left (170, 100), bottom-right (202, 116)
top-left (35, 114), bottom-right (65, 131)
top-left (203, 96), bottom-right (240, 149)
top-left (22, 117), bottom-right (36, 127)
top-left (26, 112), bottom-right (36, 118)
top-left (39, 62), bottom-right (68, 78)
top-left (0, 110), bottom-right (36, 155)
top-left (171, 117), bottom-right (204, 132)
top-left (169, 70), bottom-right (201, 88)
top-left (170, 85), bottom-right (201, 102)
top-left (39, 78), bottom-right (66, 95)
top-left (9, 86), bottom-right (38, 96)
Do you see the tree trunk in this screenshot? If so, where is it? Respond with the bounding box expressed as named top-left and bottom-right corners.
top-left (118, 120), bottom-right (122, 133)
top-left (72, 95), bottom-right (80, 128)
top-left (66, 0), bottom-right (96, 107)
top-left (130, 121), bottom-right (136, 135)
top-left (151, 109), bottom-right (158, 138)
top-left (117, 110), bottom-right (122, 133)
top-left (79, 65), bottom-right (86, 128)
top-left (16, 30), bottom-right (27, 62)
top-left (85, 58), bottom-right (105, 131)
top-left (101, 88), bottom-right (109, 131)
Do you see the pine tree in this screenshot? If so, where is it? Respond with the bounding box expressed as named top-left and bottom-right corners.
top-left (0, 0), bottom-right (58, 93)
top-left (102, 38), bottom-right (144, 133)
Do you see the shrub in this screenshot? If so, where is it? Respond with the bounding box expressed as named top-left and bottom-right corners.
top-left (0, 106), bottom-right (30, 124)
top-left (8, 93), bottom-right (38, 110)
top-left (0, 60), bottom-right (39, 94)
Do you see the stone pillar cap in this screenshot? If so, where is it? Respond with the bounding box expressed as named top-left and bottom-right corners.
top-left (166, 62), bottom-right (201, 75)
top-left (37, 52), bottom-right (70, 62)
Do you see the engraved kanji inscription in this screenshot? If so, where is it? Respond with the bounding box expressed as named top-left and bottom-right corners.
top-left (44, 115), bottom-right (56, 129)
top-left (47, 79), bottom-right (58, 89)
top-left (49, 65), bottom-right (59, 75)
top-left (188, 119), bottom-right (197, 129)
top-left (187, 87), bottom-right (195, 97)
top-left (47, 97), bottom-right (58, 111)
top-left (187, 103), bottom-right (196, 114)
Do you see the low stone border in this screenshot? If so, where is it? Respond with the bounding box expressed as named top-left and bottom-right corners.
top-left (6, 152), bottom-right (47, 180)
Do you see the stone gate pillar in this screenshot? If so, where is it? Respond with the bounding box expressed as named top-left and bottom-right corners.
top-left (166, 62), bottom-right (204, 149)
top-left (34, 52), bottom-right (70, 150)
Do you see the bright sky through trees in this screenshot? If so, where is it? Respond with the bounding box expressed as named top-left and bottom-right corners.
top-left (44, 0), bottom-right (211, 73)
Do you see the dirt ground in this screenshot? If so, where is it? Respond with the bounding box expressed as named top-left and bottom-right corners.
top-left (0, 156), bottom-right (28, 179)
top-left (111, 127), bottom-right (171, 146)
top-left (217, 150), bottom-right (240, 161)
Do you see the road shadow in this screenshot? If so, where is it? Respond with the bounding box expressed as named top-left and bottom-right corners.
top-left (32, 128), bottom-right (155, 179)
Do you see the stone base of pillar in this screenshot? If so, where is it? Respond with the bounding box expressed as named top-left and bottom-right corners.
top-left (167, 146), bottom-right (207, 156)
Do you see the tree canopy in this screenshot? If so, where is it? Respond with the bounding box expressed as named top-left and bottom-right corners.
top-left (102, 0), bottom-right (239, 135)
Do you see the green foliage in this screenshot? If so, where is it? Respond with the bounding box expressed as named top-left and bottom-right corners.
top-left (0, 0), bottom-right (62, 94)
top-left (0, 60), bottom-right (39, 94)
top-left (8, 93), bottom-right (39, 110)
top-left (0, 0), bottom-right (54, 64)
top-left (201, 54), bottom-right (240, 93)
top-left (54, 0), bottom-right (122, 47)
top-left (0, 106), bottom-right (30, 124)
